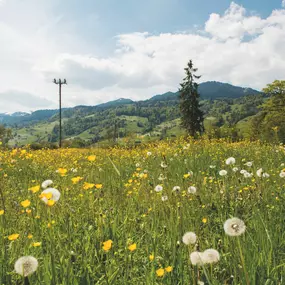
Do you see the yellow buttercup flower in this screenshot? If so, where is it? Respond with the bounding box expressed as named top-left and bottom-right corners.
top-left (165, 266), bottom-right (173, 272)
top-left (28, 185), bottom-right (40, 193)
top-left (32, 242), bottom-right (41, 247)
top-left (102, 240), bottom-right (113, 251)
top-left (156, 268), bottom-right (165, 277)
top-left (8, 234), bottom-right (20, 241)
top-left (149, 254), bottom-right (154, 261)
top-left (87, 155), bottom-right (96, 162)
top-left (83, 182), bottom-right (95, 190)
top-left (71, 176), bottom-right (83, 184)
top-left (128, 243), bottom-right (137, 252)
top-left (202, 218), bottom-right (207, 224)
top-left (47, 200), bottom-right (55, 207)
top-left (57, 168), bottom-right (67, 176)
top-left (0, 210), bottom-right (4, 215)
top-left (95, 184), bottom-right (103, 189)
top-left (21, 199), bottom-right (31, 208)
top-left (27, 234), bottom-right (33, 239)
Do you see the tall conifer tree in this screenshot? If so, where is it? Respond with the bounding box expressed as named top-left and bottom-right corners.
top-left (179, 60), bottom-right (204, 137)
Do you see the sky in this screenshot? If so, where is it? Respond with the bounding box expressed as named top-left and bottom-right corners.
top-left (0, 0), bottom-right (285, 113)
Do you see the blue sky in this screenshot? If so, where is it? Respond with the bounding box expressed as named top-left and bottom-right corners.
top-left (0, 0), bottom-right (285, 112)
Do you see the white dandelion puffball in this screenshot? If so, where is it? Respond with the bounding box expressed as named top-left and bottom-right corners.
top-left (256, 168), bottom-right (263, 177)
top-left (232, 167), bottom-right (239, 172)
top-left (41, 179), bottom-right (53, 189)
top-left (209, 165), bottom-right (216, 169)
top-left (147, 152), bottom-right (152, 156)
top-left (41, 188), bottom-right (61, 204)
top-left (226, 157), bottom-right (236, 165)
top-left (245, 161), bottom-right (253, 167)
top-left (14, 256), bottom-right (38, 277)
top-left (280, 171), bottom-right (285, 178)
top-left (190, 251), bottom-right (204, 266)
top-left (172, 186), bottom-right (181, 193)
top-left (160, 162), bottom-right (167, 168)
top-left (202, 249), bottom-right (220, 264)
top-left (135, 163), bottom-right (140, 168)
top-left (158, 174), bottom-right (166, 181)
top-left (240, 169), bottom-right (247, 174)
top-left (161, 195), bottom-right (168, 202)
top-left (188, 186), bottom-right (197, 194)
top-left (219, 170), bottom-right (227, 176)
top-left (154, 185), bottom-right (163, 192)
top-left (262, 173), bottom-right (270, 178)
top-left (243, 172), bottom-right (253, 178)
top-left (224, 217), bottom-right (246, 236)
top-left (182, 232), bottom-right (197, 245)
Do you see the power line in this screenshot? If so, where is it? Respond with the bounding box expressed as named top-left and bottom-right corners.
top-left (53, 78), bottom-right (67, 148)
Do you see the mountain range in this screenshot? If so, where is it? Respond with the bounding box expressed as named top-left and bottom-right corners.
top-left (1, 81), bottom-right (265, 147)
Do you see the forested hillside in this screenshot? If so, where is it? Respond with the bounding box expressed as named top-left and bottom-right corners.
top-left (2, 81), bottom-right (268, 147)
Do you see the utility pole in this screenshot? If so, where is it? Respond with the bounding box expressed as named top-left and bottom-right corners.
top-left (53, 78), bottom-right (67, 148)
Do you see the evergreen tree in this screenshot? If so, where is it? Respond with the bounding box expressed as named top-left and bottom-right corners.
top-left (179, 60), bottom-right (204, 137)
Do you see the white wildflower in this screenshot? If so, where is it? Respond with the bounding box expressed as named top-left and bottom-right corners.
top-left (226, 157), bottom-right (236, 165)
top-left (147, 152), bottom-right (152, 156)
top-left (243, 172), bottom-right (253, 178)
top-left (41, 179), bottom-right (53, 189)
top-left (161, 195), bottom-right (168, 202)
top-left (135, 163), bottom-right (140, 168)
top-left (232, 167), bottom-right (239, 172)
top-left (154, 185), bottom-right (163, 192)
top-left (190, 251), bottom-right (204, 266)
top-left (182, 232), bottom-right (197, 245)
top-left (245, 161), bottom-right (253, 167)
top-left (219, 170), bottom-right (227, 176)
top-left (256, 168), bottom-right (263, 177)
top-left (160, 162), bottom-right (168, 168)
top-left (202, 249), bottom-right (220, 264)
top-left (240, 169), bottom-right (247, 174)
top-left (158, 174), bottom-right (166, 181)
top-left (188, 186), bottom-right (197, 194)
top-left (262, 173), bottom-right (270, 178)
top-left (224, 217), bottom-right (246, 236)
top-left (14, 256), bottom-right (38, 277)
top-left (172, 186), bottom-right (181, 193)
top-left (209, 165), bottom-right (216, 169)
top-left (280, 171), bottom-right (285, 178)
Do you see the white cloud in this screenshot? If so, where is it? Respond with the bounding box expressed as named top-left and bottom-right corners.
top-left (1, 1), bottom-right (285, 112)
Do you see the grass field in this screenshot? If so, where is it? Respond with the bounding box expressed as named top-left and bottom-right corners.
top-left (0, 138), bottom-right (285, 284)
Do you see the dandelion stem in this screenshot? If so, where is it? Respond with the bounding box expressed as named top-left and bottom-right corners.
top-left (237, 238), bottom-right (250, 285)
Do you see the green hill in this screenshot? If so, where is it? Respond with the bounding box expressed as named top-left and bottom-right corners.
top-left (3, 81), bottom-right (265, 147)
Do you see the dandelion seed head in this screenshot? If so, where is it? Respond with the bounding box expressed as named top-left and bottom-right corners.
top-left (202, 249), bottom-right (220, 264)
top-left (14, 256), bottom-right (38, 277)
top-left (219, 170), bottom-right (227, 176)
top-left (154, 185), bottom-right (163, 192)
top-left (188, 186), bottom-right (197, 194)
top-left (226, 157), bottom-right (236, 165)
top-left (232, 167), bottom-right (239, 172)
top-left (224, 217), bottom-right (246, 236)
top-left (182, 232), bottom-right (197, 245)
top-left (172, 186), bottom-right (181, 193)
top-left (161, 195), bottom-right (168, 202)
top-left (190, 251), bottom-right (204, 266)
top-left (41, 180), bottom-right (53, 189)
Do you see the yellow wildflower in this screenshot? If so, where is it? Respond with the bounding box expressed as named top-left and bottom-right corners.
top-left (102, 240), bottom-right (113, 251)
top-left (57, 168), bottom-right (67, 176)
top-left (149, 254), bottom-right (154, 261)
top-left (156, 268), bottom-right (165, 277)
top-left (128, 243), bottom-right (137, 252)
top-left (32, 242), bottom-right (41, 247)
top-left (47, 200), bottom-right (55, 207)
top-left (71, 176), bottom-right (83, 184)
top-left (21, 199), bottom-right (31, 208)
top-left (28, 185), bottom-right (40, 193)
top-left (88, 155), bottom-right (96, 162)
top-left (27, 234), bottom-right (33, 239)
top-left (202, 218), bottom-right (207, 224)
top-left (0, 210), bottom-right (4, 215)
top-left (83, 182), bottom-right (95, 190)
top-left (165, 266), bottom-right (173, 272)
top-left (8, 234), bottom-right (20, 241)
top-left (95, 184), bottom-right (103, 189)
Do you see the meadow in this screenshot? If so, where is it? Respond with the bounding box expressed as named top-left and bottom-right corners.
top-left (0, 137), bottom-right (285, 285)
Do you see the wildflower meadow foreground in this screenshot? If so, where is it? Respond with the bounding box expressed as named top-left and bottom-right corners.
top-left (0, 138), bottom-right (285, 285)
